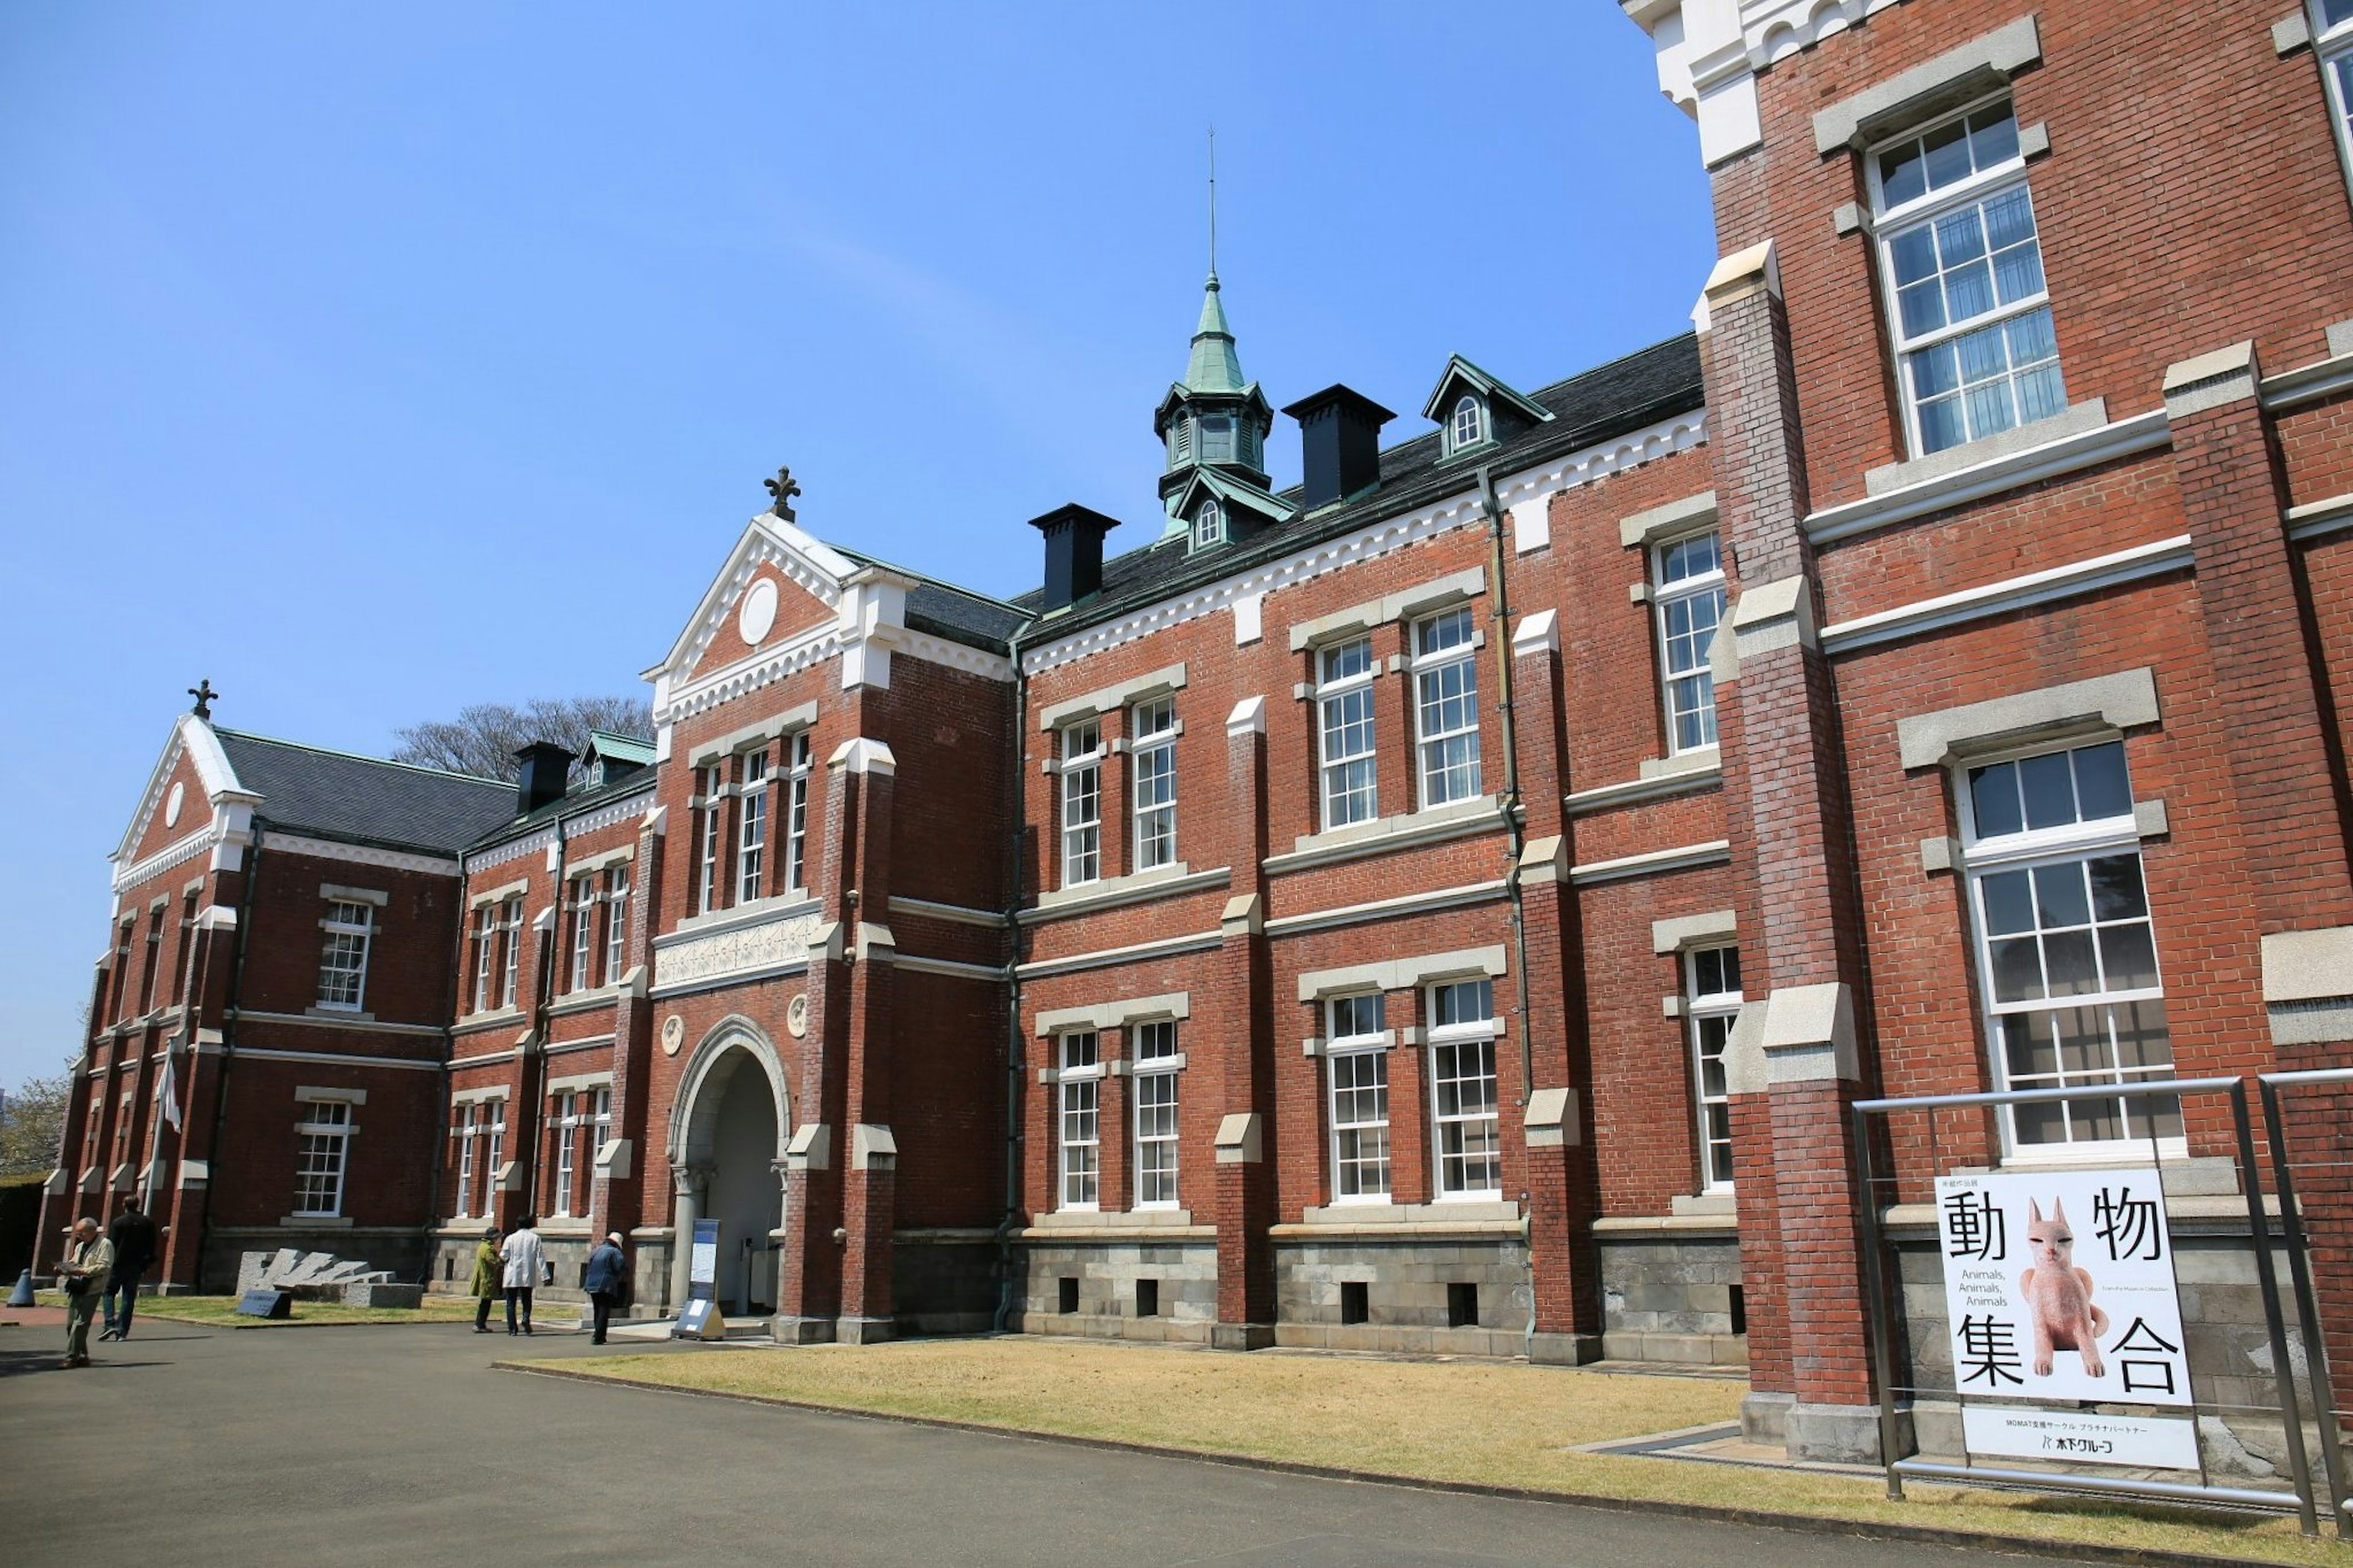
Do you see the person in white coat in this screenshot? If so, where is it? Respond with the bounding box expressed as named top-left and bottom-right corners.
top-left (500, 1214), bottom-right (545, 1336)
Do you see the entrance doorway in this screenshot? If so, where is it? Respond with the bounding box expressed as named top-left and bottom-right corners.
top-left (671, 1020), bottom-right (790, 1317)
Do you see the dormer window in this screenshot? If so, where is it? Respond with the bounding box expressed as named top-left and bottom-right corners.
top-left (1449, 395), bottom-right (1487, 453)
top-left (1192, 499), bottom-right (1225, 550)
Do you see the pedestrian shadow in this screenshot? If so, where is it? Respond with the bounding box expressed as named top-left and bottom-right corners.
top-left (0, 1345), bottom-right (172, 1378)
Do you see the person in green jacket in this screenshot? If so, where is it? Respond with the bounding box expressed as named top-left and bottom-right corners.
top-left (470, 1226), bottom-right (502, 1333)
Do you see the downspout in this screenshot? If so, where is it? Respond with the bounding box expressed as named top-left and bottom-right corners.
top-left (422, 843), bottom-right (464, 1285)
top-left (195, 825), bottom-right (263, 1293)
top-left (520, 808), bottom-right (569, 1235)
top-left (1477, 466), bottom-right (1540, 1360)
top-left (993, 621), bottom-right (1034, 1333)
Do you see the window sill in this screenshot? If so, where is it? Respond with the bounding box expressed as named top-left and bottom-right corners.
top-left (1297, 1199), bottom-right (1520, 1227)
top-left (1268, 796), bottom-right (1502, 876)
top-left (1807, 401), bottom-right (2172, 545)
top-left (1029, 1208), bottom-right (1196, 1230)
top-left (546, 985), bottom-right (623, 1018)
top-left (1023, 863), bottom-right (1229, 923)
top-left (455, 1006), bottom-right (526, 1032)
top-left (281, 1214), bottom-right (354, 1229)
top-left (306, 1006), bottom-right (373, 1023)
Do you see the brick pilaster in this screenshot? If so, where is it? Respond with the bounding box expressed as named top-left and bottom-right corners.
top-left (1212, 695), bottom-right (1276, 1348)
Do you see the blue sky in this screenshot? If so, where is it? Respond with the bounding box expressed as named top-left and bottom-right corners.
top-left (0, 4), bottom-right (1710, 1089)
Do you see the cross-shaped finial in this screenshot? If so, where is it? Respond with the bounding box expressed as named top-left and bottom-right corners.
top-left (762, 466), bottom-right (801, 521)
top-left (188, 678), bottom-right (219, 720)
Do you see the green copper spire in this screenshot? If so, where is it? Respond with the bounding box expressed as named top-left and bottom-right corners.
top-left (1184, 272), bottom-right (1246, 394)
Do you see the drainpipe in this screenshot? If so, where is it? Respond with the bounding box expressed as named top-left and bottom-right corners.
top-left (1478, 466), bottom-right (1542, 1361)
top-left (993, 621), bottom-right (1034, 1333)
top-left (520, 807), bottom-right (569, 1240)
top-left (195, 826), bottom-right (263, 1293)
top-left (423, 843), bottom-right (464, 1287)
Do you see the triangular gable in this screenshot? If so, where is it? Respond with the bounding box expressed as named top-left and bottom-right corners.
top-left (113, 715), bottom-right (246, 868)
top-left (1419, 354), bottom-right (1556, 428)
top-left (643, 512), bottom-right (858, 687)
top-left (1167, 465), bottom-right (1300, 529)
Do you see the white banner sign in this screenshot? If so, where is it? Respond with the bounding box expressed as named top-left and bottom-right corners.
top-left (1934, 1166), bottom-right (2190, 1408)
top-left (1961, 1406), bottom-right (2200, 1470)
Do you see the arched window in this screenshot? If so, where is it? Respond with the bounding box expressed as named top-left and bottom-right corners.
top-left (1192, 499), bottom-right (1225, 549)
top-left (1450, 395), bottom-right (1485, 452)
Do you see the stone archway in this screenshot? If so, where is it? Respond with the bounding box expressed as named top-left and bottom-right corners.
top-left (667, 1017), bottom-right (790, 1314)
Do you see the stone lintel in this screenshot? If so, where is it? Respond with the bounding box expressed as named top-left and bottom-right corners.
top-left (1213, 1112), bottom-right (1264, 1165)
top-left (1760, 983), bottom-right (1858, 1085)
top-left (1524, 1086), bottom-right (1580, 1148)
top-left (2161, 341), bottom-right (2261, 420)
top-left (786, 1122), bottom-right (832, 1172)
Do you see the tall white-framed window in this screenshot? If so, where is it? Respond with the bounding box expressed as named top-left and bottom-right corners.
top-left (1192, 499), bottom-right (1225, 550)
top-left (453, 1104), bottom-right (479, 1218)
top-left (783, 730), bottom-right (813, 892)
top-left (317, 900), bottom-right (373, 1011)
top-left (1960, 737), bottom-right (2178, 1153)
top-left (1131, 695), bottom-right (1178, 872)
top-left (1449, 394), bottom-right (1485, 452)
top-left (550, 1090), bottom-right (578, 1217)
top-left (1059, 719), bottom-right (1103, 887)
top-left (1871, 97), bottom-right (2063, 456)
top-left (1428, 979), bottom-right (1501, 1197)
top-left (738, 747), bottom-right (769, 904)
top-left (696, 763), bottom-right (724, 915)
top-left (485, 1098), bottom-right (507, 1192)
top-left (589, 1085), bottom-right (613, 1164)
top-left (1686, 945), bottom-right (1742, 1191)
top-left (1317, 635), bottom-right (1379, 829)
top-left (1654, 531), bottom-right (1726, 754)
top-left (2316, 0), bottom-right (2353, 193)
top-left (498, 896), bottom-right (523, 1009)
top-left (1327, 993), bottom-right (1391, 1202)
top-left (1412, 607), bottom-right (1482, 807)
top-left (1057, 1030), bottom-right (1101, 1210)
top-left (1132, 1019), bottom-right (1181, 1208)
top-left (471, 906), bottom-right (496, 1013)
top-left (604, 866), bottom-right (630, 984)
top-left (292, 1098), bottom-right (352, 1218)
top-left (568, 878), bottom-right (597, 993)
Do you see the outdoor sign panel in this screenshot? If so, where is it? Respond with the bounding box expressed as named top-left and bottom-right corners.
top-left (689, 1218), bottom-right (720, 1303)
top-left (1960, 1406), bottom-right (2201, 1470)
top-left (1934, 1166), bottom-right (2191, 1412)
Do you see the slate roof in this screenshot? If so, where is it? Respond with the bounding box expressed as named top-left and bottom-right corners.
top-left (1008, 332), bottom-right (1705, 637)
top-left (832, 547), bottom-right (1034, 653)
top-left (465, 758), bottom-right (659, 856)
top-left (213, 729), bottom-right (518, 857)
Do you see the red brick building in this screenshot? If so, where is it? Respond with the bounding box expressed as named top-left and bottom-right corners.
top-left (40, 0), bottom-right (2353, 1468)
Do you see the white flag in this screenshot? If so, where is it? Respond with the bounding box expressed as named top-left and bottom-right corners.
top-left (157, 1049), bottom-right (182, 1133)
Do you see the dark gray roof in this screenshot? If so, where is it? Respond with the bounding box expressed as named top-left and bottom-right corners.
top-left (464, 760), bottom-right (659, 855)
top-left (832, 548), bottom-right (1034, 652)
top-left (214, 729), bottom-right (518, 857)
top-left (1010, 332), bottom-right (1705, 635)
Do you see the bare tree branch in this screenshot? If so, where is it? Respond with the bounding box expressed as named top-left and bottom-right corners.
top-left (391, 695), bottom-right (652, 780)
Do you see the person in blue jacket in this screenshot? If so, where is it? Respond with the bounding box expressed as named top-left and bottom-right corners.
top-left (583, 1232), bottom-right (629, 1346)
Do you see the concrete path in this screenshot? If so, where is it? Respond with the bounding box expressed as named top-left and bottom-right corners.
top-left (0, 1320), bottom-right (2015, 1566)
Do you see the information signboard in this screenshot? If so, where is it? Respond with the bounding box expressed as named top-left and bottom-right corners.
top-left (1961, 1406), bottom-right (2200, 1470)
top-left (689, 1218), bottom-right (719, 1303)
top-left (1934, 1166), bottom-right (2192, 1416)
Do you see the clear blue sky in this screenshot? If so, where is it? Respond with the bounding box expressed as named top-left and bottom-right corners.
top-left (0, 4), bottom-right (1710, 1089)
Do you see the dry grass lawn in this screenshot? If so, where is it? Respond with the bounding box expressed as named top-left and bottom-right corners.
top-left (37, 1290), bottom-right (578, 1329)
top-left (549, 1336), bottom-right (2348, 1567)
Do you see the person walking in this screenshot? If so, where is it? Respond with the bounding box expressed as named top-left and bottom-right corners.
top-left (100, 1200), bottom-right (159, 1341)
top-left (583, 1232), bottom-right (629, 1346)
top-left (470, 1227), bottom-right (502, 1333)
top-left (58, 1218), bottom-right (114, 1369)
top-left (500, 1214), bottom-right (544, 1336)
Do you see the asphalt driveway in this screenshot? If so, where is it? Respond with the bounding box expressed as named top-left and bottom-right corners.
top-left (0, 1320), bottom-right (2010, 1566)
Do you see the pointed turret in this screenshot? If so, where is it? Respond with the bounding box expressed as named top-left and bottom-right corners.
top-left (1184, 273), bottom-right (1246, 394)
top-left (1155, 271), bottom-right (1276, 543)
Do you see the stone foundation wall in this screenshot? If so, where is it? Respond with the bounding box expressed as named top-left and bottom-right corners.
top-left (1015, 1239), bottom-right (1218, 1344)
top-left (1273, 1236), bottom-right (1528, 1357)
top-left (1598, 1227), bottom-right (1747, 1366)
top-left (895, 1233), bottom-right (1001, 1335)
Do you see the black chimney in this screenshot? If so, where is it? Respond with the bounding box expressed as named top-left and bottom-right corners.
top-left (1283, 385), bottom-right (1396, 511)
top-left (513, 741), bottom-right (574, 817)
top-left (1027, 504), bottom-right (1120, 613)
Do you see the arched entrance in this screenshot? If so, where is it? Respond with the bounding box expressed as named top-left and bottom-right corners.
top-left (670, 1018), bottom-right (790, 1316)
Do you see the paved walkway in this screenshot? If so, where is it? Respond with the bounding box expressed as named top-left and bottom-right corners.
top-left (0, 1320), bottom-right (2018, 1566)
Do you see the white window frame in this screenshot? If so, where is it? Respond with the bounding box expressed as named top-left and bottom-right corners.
top-left (1427, 979), bottom-right (1501, 1199)
top-left (589, 1085), bottom-right (613, 1165)
top-left (1192, 499), bottom-right (1225, 550)
top-left (292, 1097), bottom-right (352, 1218)
top-left (1316, 635), bottom-right (1379, 830)
top-left (1131, 695), bottom-right (1178, 873)
top-left (603, 866), bottom-right (630, 985)
top-left (453, 1104), bottom-right (479, 1219)
top-left (1449, 394), bottom-right (1485, 453)
top-left (2316, 0), bottom-right (2353, 197)
top-left (738, 746), bottom-right (768, 904)
top-left (1653, 529), bottom-right (1727, 755)
top-left (1057, 1030), bottom-right (1102, 1211)
top-left (316, 900), bottom-right (373, 1012)
top-left (1059, 719), bottom-right (1104, 887)
top-left (498, 896), bottom-right (523, 1009)
top-left (1957, 736), bottom-right (2181, 1160)
top-left (1868, 95), bottom-right (2063, 459)
top-left (1326, 993), bottom-right (1391, 1203)
top-left (485, 1099), bottom-right (506, 1192)
top-left (1411, 607), bottom-right (1482, 808)
top-left (568, 877), bottom-right (597, 994)
top-left (471, 906), bottom-right (496, 1013)
top-left (696, 763), bottom-right (724, 915)
top-left (550, 1090), bottom-right (578, 1218)
top-left (1132, 1019), bottom-right (1181, 1209)
top-left (783, 730), bottom-right (813, 892)
top-left (1686, 945), bottom-right (1742, 1192)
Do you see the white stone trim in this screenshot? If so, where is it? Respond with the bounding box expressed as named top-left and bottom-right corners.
top-left (1034, 663), bottom-right (1188, 732)
top-left (1012, 929), bottom-right (1224, 981)
top-left (887, 896), bottom-right (1007, 929)
top-left (1033, 991), bottom-right (1192, 1037)
top-left (1618, 489), bottom-right (1718, 550)
top-left (1651, 909), bottom-right (1737, 954)
top-left (1863, 399), bottom-right (2110, 498)
top-left (319, 884), bottom-right (390, 906)
top-left (1025, 864), bottom-right (1227, 922)
top-left (687, 702), bottom-right (817, 768)
top-left (1895, 667), bottom-right (2160, 770)
top-left (1286, 567), bottom-right (1487, 652)
top-left (466, 827), bottom-right (558, 874)
top-left (2264, 341), bottom-right (2353, 411)
top-left (1805, 410), bottom-right (2173, 545)
top-left (1821, 537), bottom-right (2194, 656)
top-left (1264, 881), bottom-right (1507, 939)
top-left (233, 1009), bottom-right (444, 1039)
top-left (295, 1085), bottom-right (368, 1105)
top-left (2287, 492), bottom-right (2353, 543)
top-left (1512, 609), bottom-right (1559, 658)
top-left (231, 1047), bottom-right (442, 1074)
top-left (546, 1069), bottom-right (615, 1096)
top-left (892, 952), bottom-right (1006, 982)
top-left (1566, 760), bottom-right (1722, 816)
top-left (1295, 945), bottom-right (1507, 1003)
top-left (1568, 839), bottom-right (1732, 885)
top-left (468, 877), bottom-right (529, 911)
top-left (1266, 795), bottom-right (1502, 874)
top-left (1810, 14), bottom-right (2042, 154)
top-left (113, 823), bottom-right (222, 894)
top-left (264, 833), bottom-right (457, 877)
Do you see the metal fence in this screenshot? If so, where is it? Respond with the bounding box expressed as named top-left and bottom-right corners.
top-left (1852, 1075), bottom-right (2336, 1537)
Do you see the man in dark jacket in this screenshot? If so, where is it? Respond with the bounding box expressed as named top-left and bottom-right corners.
top-left (101, 1201), bottom-right (159, 1341)
top-left (582, 1233), bottom-right (629, 1346)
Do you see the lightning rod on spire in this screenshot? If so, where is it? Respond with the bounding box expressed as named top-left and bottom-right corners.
top-left (1207, 126), bottom-right (1218, 277)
